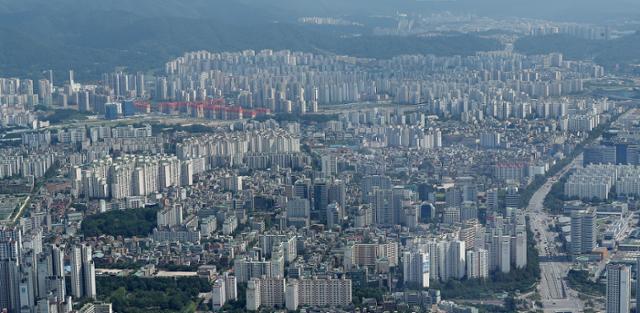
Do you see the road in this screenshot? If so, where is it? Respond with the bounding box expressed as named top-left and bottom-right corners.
top-left (526, 154), bottom-right (584, 313)
top-left (525, 107), bottom-right (640, 312)
top-left (0, 195), bottom-right (31, 226)
top-left (456, 299), bottom-right (506, 307)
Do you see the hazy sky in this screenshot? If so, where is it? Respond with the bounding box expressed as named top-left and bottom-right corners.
top-left (228, 0), bottom-right (640, 23)
top-left (1, 0), bottom-right (639, 22)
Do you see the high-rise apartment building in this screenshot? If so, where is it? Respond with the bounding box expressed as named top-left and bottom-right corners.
top-left (402, 250), bottom-right (430, 288)
top-left (466, 248), bottom-right (489, 279)
top-left (606, 264), bottom-right (630, 313)
top-left (70, 244), bottom-right (96, 299)
top-left (0, 238), bottom-right (20, 312)
top-left (246, 277), bottom-right (285, 311)
top-left (285, 277), bottom-right (352, 310)
top-left (571, 208), bottom-right (597, 258)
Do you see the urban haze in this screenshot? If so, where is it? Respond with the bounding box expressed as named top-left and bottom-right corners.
top-left (0, 1), bottom-right (640, 313)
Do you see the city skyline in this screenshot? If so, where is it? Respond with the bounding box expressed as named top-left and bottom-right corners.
top-left (1, 1), bottom-right (640, 313)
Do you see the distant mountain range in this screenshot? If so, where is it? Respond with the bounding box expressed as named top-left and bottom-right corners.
top-left (515, 32), bottom-right (640, 71)
top-left (0, 0), bottom-right (502, 81)
top-left (0, 0), bottom-right (638, 81)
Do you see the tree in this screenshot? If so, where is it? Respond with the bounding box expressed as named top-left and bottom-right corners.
top-left (81, 207), bottom-right (159, 237)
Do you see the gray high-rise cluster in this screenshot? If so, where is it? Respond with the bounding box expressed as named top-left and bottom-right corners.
top-left (0, 227), bottom-right (96, 313)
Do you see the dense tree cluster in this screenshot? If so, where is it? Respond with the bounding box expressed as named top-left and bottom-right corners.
top-left (566, 270), bottom-right (605, 296)
top-left (80, 207), bottom-right (158, 238)
top-left (43, 109), bottom-right (92, 124)
top-left (96, 276), bottom-right (210, 313)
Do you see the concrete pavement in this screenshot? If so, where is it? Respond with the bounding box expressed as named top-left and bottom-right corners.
top-left (525, 155), bottom-right (585, 313)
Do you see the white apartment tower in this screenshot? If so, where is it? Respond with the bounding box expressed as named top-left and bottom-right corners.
top-left (402, 250), bottom-right (430, 288)
top-left (69, 244), bottom-right (96, 299)
top-left (466, 248), bottom-right (489, 279)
